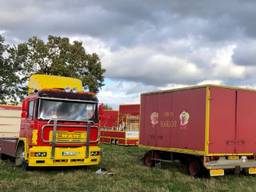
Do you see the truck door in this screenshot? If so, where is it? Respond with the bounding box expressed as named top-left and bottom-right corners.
top-left (236, 90), bottom-right (256, 153)
top-left (20, 99), bottom-right (36, 145)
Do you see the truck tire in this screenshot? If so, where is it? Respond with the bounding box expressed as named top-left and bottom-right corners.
top-left (15, 143), bottom-right (28, 169)
top-left (187, 158), bottom-right (203, 177)
top-left (143, 151), bottom-right (160, 167)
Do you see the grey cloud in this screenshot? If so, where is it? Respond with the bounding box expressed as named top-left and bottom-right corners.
top-left (105, 80), bottom-right (158, 95)
top-left (1, 0), bottom-right (256, 89)
top-left (232, 41), bottom-right (256, 66)
top-left (102, 42), bottom-right (249, 87)
top-left (1, 0), bottom-right (256, 44)
top-left (103, 46), bottom-right (203, 86)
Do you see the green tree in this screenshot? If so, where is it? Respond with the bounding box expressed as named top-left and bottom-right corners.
top-left (17, 35), bottom-right (105, 93)
top-left (0, 35), bottom-right (106, 104)
top-left (0, 35), bottom-right (22, 104)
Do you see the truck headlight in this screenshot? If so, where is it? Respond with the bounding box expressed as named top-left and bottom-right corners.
top-left (90, 151), bottom-right (100, 156)
top-left (31, 152), bottom-right (47, 157)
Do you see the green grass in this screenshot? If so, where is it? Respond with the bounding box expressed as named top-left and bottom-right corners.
top-left (1, 145), bottom-right (256, 192)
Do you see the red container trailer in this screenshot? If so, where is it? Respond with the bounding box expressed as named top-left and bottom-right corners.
top-left (100, 104), bottom-right (140, 145)
top-left (140, 85), bottom-right (256, 176)
top-left (99, 110), bottom-right (119, 129)
top-left (119, 104), bottom-right (140, 118)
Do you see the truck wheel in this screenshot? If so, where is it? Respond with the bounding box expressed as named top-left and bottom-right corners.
top-left (187, 158), bottom-right (202, 177)
top-left (143, 151), bottom-right (160, 167)
top-left (15, 144), bottom-right (27, 169)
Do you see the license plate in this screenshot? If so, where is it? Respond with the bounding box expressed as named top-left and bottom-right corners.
top-left (228, 156), bottom-right (239, 160)
top-left (210, 169), bottom-right (224, 177)
top-left (50, 131), bottom-right (86, 142)
top-left (62, 151), bottom-right (80, 156)
top-left (249, 167), bottom-right (256, 174)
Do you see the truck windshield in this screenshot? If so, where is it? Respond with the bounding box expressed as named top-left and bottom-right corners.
top-left (38, 99), bottom-right (96, 121)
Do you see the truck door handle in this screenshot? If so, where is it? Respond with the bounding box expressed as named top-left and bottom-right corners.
top-left (237, 140), bottom-right (245, 145)
top-left (226, 140), bottom-right (235, 145)
top-left (226, 140), bottom-right (245, 145)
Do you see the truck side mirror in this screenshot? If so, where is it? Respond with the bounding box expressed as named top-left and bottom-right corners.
top-left (21, 111), bottom-right (28, 118)
top-left (21, 100), bottom-right (29, 118)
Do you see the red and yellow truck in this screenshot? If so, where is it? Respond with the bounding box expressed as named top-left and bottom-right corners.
top-left (0, 74), bottom-right (101, 168)
top-left (140, 85), bottom-right (256, 176)
top-left (100, 104), bottom-right (140, 145)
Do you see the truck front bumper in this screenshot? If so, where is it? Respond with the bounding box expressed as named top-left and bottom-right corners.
top-left (27, 146), bottom-right (101, 167)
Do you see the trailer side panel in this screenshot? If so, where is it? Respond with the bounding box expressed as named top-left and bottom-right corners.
top-left (140, 88), bottom-right (206, 153)
top-left (99, 110), bottom-right (119, 128)
top-left (0, 105), bottom-right (21, 138)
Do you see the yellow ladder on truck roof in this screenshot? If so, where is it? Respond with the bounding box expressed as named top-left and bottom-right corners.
top-left (28, 74), bottom-right (83, 94)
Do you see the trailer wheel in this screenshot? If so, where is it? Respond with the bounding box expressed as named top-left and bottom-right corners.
top-left (15, 143), bottom-right (28, 169)
top-left (0, 153), bottom-right (8, 160)
top-left (143, 151), bottom-right (160, 167)
top-left (187, 158), bottom-right (202, 177)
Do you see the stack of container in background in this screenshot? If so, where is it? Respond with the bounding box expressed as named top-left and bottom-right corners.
top-left (100, 104), bottom-right (140, 145)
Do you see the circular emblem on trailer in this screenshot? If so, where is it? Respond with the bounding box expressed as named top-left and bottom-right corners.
top-left (179, 110), bottom-right (190, 126)
top-left (150, 112), bottom-right (159, 126)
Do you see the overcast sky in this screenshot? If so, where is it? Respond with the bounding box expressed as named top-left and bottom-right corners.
top-left (1, 0), bottom-right (256, 108)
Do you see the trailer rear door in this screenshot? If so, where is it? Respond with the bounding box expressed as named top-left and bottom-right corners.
top-left (236, 90), bottom-right (256, 153)
top-left (208, 87), bottom-right (236, 154)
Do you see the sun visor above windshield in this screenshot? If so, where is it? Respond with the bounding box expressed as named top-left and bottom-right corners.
top-left (28, 74), bottom-right (83, 94)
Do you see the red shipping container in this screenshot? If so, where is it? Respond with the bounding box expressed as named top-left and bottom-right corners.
top-left (99, 110), bottom-right (119, 128)
top-left (119, 104), bottom-right (140, 132)
top-left (119, 104), bottom-right (140, 117)
top-left (140, 85), bottom-right (256, 156)
top-left (100, 104), bottom-right (140, 146)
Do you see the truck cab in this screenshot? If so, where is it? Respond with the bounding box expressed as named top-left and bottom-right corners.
top-left (0, 74), bottom-right (101, 168)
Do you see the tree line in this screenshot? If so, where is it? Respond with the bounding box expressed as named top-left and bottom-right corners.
top-left (0, 35), bottom-right (105, 104)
